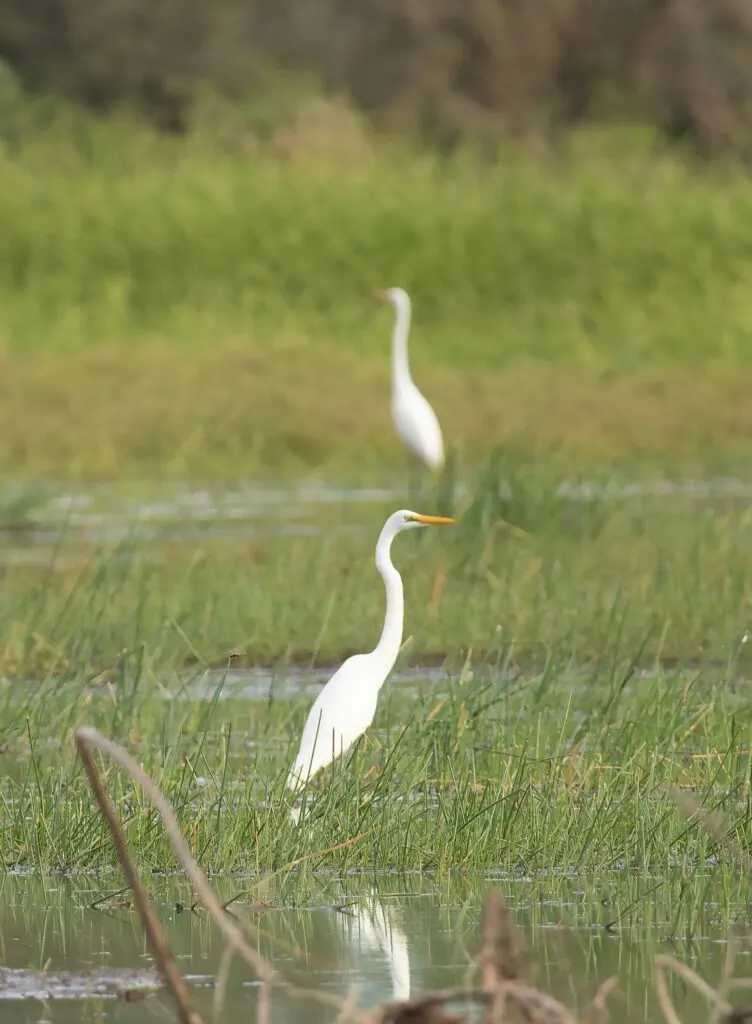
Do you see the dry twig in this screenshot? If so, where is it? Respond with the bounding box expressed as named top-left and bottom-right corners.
top-left (74, 727), bottom-right (350, 1020)
top-left (75, 732), bottom-right (204, 1024)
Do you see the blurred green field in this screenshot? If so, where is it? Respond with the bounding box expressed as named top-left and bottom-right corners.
top-left (1, 104), bottom-right (752, 477)
top-left (2, 114), bottom-right (751, 366)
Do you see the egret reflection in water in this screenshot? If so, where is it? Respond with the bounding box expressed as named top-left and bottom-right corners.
top-left (346, 897), bottom-right (410, 1002)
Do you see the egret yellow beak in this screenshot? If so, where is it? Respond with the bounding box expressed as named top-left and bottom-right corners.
top-left (373, 289), bottom-right (387, 300)
top-left (407, 513), bottom-right (455, 525)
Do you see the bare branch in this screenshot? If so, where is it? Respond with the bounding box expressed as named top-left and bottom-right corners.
top-left (75, 731), bottom-right (204, 1024)
top-left (74, 727), bottom-right (347, 1017)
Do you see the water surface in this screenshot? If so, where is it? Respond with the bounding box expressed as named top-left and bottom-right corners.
top-left (0, 874), bottom-right (747, 1023)
top-left (3, 474), bottom-right (752, 553)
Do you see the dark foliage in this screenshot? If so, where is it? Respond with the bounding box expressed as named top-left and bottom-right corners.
top-left (1, 0), bottom-right (752, 149)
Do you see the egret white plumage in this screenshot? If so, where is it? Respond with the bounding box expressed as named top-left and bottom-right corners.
top-left (375, 288), bottom-right (445, 472)
top-left (286, 509), bottom-right (454, 793)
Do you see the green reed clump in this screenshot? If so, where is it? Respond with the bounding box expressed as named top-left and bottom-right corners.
top-left (1, 654), bottom-right (750, 898)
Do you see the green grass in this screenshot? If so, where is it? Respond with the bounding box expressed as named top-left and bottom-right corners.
top-left (2, 113), bottom-right (751, 367)
top-left (1, 641), bottom-right (750, 905)
top-left (2, 103), bottom-right (752, 476)
top-left (1, 462), bottom-right (751, 676)
top-left (0, 467), bottom-right (751, 932)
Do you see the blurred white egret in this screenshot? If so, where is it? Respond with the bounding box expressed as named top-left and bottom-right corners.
top-left (375, 288), bottom-right (445, 472)
top-left (286, 509), bottom-right (453, 792)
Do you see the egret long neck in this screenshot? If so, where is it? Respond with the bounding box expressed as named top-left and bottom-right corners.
top-left (390, 297), bottom-right (413, 389)
top-left (372, 528), bottom-right (405, 676)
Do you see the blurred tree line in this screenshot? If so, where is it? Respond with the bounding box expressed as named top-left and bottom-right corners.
top-left (0, 0), bottom-right (751, 151)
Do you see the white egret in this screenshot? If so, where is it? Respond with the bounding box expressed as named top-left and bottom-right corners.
top-left (375, 288), bottom-right (445, 472)
top-left (286, 509), bottom-right (454, 793)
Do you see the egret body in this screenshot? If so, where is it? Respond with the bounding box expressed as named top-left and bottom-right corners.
top-left (376, 288), bottom-right (445, 472)
top-left (286, 509), bottom-right (453, 792)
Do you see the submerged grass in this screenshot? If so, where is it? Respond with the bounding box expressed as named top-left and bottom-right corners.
top-left (0, 466), bottom-right (751, 925)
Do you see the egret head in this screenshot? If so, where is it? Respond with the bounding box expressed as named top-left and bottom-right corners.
top-left (374, 287), bottom-right (410, 309)
top-left (391, 509), bottom-right (454, 533)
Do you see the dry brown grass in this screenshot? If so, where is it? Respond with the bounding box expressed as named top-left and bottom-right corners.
top-left (2, 342), bottom-right (752, 478)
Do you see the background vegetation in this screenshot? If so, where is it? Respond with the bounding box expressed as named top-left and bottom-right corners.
top-left (0, 84), bottom-right (751, 477)
top-left (3, 0), bottom-right (752, 153)
top-left (1, 2), bottom-right (752, 477)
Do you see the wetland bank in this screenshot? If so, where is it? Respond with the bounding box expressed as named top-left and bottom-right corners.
top-left (2, 85), bottom-right (752, 1022)
top-left (1, 473), bottom-right (752, 1020)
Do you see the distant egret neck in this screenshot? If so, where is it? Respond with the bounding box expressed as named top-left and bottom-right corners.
top-left (390, 292), bottom-right (413, 389)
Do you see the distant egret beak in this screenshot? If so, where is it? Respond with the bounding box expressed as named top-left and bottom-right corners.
top-left (407, 514), bottom-right (454, 525)
top-left (373, 289), bottom-right (388, 300)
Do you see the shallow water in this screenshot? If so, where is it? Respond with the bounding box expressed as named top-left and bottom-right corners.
top-left (1, 874), bottom-right (749, 1023)
top-left (0, 481), bottom-right (404, 554)
top-left (2, 474), bottom-right (752, 554)
top-left (157, 664), bottom-right (451, 704)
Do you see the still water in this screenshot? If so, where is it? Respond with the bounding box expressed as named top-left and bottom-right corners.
top-left (1, 873), bottom-right (748, 1023)
top-left (2, 475), bottom-right (752, 554)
